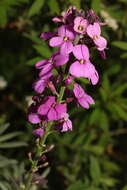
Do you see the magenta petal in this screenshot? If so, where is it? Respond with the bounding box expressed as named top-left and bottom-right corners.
top-left (78, 97), bottom-right (90, 109)
top-left (94, 36), bottom-right (107, 51)
top-left (38, 96), bottom-right (55, 115)
top-left (38, 104), bottom-right (49, 115)
top-left (65, 27), bottom-right (75, 40)
top-left (54, 54), bottom-right (69, 66)
top-left (55, 104), bottom-right (67, 119)
top-left (32, 128), bottom-right (44, 137)
top-left (39, 64), bottom-right (53, 77)
top-left (40, 71), bottom-right (53, 80)
top-left (73, 83), bottom-right (85, 99)
top-left (48, 107), bottom-right (58, 121)
top-left (85, 95), bottom-right (95, 105)
top-left (28, 113), bottom-right (41, 124)
top-left (73, 44), bottom-right (89, 60)
top-left (90, 70), bottom-right (99, 85)
top-left (35, 60), bottom-right (47, 69)
top-left (58, 25), bottom-right (66, 37)
top-left (60, 41), bottom-right (73, 55)
top-left (62, 120), bottom-right (72, 132)
top-left (69, 61), bottom-right (87, 77)
top-left (87, 22), bottom-right (101, 38)
top-left (40, 32), bottom-right (57, 39)
top-left (33, 79), bottom-right (47, 94)
top-left (74, 16), bottom-right (82, 25)
top-left (49, 37), bottom-right (63, 47)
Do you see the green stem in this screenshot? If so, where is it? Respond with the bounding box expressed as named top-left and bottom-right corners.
top-left (25, 86), bottom-right (65, 190)
top-left (57, 86), bottom-right (65, 104)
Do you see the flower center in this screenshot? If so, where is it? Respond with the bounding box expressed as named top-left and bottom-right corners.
top-left (78, 25), bottom-right (84, 31)
top-left (93, 35), bottom-right (98, 40)
top-left (80, 59), bottom-right (85, 64)
top-left (63, 36), bottom-right (69, 41)
top-left (51, 103), bottom-right (56, 108)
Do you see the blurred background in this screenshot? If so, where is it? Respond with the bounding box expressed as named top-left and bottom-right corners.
top-left (0, 0), bottom-right (127, 189)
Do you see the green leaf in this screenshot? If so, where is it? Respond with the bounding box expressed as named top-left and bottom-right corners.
top-left (112, 84), bottom-right (127, 96)
top-left (0, 132), bottom-right (22, 142)
top-left (91, 0), bottom-right (101, 13)
top-left (69, 0), bottom-right (81, 9)
top-left (0, 123), bottom-right (9, 135)
top-left (89, 108), bottom-right (101, 125)
top-left (0, 5), bottom-right (7, 27)
top-left (0, 142), bottom-right (27, 148)
top-left (66, 181), bottom-right (85, 190)
top-left (99, 111), bottom-right (109, 132)
top-left (109, 103), bottom-right (127, 121)
top-left (48, 0), bottom-right (60, 14)
top-left (28, 0), bottom-right (45, 17)
top-left (27, 57), bottom-right (42, 66)
top-left (90, 156), bottom-right (101, 185)
top-left (33, 44), bottom-right (52, 58)
top-left (122, 186), bottom-right (127, 190)
top-left (121, 52), bottom-right (127, 59)
top-left (112, 41), bottom-right (127, 50)
top-left (100, 177), bottom-right (118, 187)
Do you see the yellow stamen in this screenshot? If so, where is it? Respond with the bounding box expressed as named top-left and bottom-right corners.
top-left (63, 36), bottom-right (69, 41)
top-left (80, 59), bottom-right (84, 64)
top-left (93, 35), bottom-right (98, 40)
top-left (78, 25), bottom-right (84, 31)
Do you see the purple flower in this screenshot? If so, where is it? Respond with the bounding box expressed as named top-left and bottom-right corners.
top-left (40, 32), bottom-right (57, 40)
top-left (28, 97), bottom-right (41, 124)
top-left (49, 25), bottom-right (75, 55)
top-left (73, 83), bottom-right (95, 109)
top-left (33, 72), bottom-right (53, 94)
top-left (38, 96), bottom-right (67, 121)
top-left (56, 113), bottom-right (72, 132)
top-left (32, 127), bottom-right (44, 137)
top-left (74, 16), bottom-right (88, 34)
top-left (69, 44), bottom-right (99, 85)
top-left (36, 53), bottom-right (69, 78)
top-left (87, 22), bottom-right (107, 51)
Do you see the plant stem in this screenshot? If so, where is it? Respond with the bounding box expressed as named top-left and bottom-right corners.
top-left (25, 86), bottom-right (65, 190)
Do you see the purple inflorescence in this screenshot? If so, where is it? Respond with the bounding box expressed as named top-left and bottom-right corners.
top-left (28, 6), bottom-right (107, 136)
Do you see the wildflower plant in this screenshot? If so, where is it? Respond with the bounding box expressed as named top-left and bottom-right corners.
top-left (27, 6), bottom-right (107, 189)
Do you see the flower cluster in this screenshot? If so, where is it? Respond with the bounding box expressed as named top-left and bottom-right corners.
top-left (28, 7), bottom-right (107, 136)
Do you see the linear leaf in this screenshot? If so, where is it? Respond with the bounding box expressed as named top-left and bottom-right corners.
top-left (0, 142), bottom-right (27, 148)
top-left (112, 41), bottom-right (127, 50)
top-left (28, 0), bottom-right (45, 17)
top-left (0, 132), bottom-right (22, 142)
top-left (0, 123), bottom-right (9, 135)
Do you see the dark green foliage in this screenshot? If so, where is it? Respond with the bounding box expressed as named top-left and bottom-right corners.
top-left (0, 0), bottom-right (127, 189)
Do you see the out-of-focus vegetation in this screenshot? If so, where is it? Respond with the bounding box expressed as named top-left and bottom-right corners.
top-left (0, 0), bottom-right (127, 189)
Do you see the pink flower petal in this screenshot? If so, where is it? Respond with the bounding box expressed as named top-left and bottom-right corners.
top-left (28, 113), bottom-right (41, 124)
top-left (87, 22), bottom-right (101, 38)
top-left (54, 54), bottom-right (69, 67)
top-left (55, 104), bottom-right (67, 119)
top-left (35, 60), bottom-right (47, 69)
top-left (48, 107), bottom-right (58, 121)
top-left (49, 37), bottom-right (63, 47)
top-left (69, 61), bottom-right (87, 77)
top-left (60, 41), bottom-right (73, 55)
top-left (32, 128), bottom-right (44, 137)
top-left (73, 83), bottom-right (85, 99)
top-left (94, 36), bottom-right (107, 51)
top-left (38, 96), bottom-right (55, 115)
top-left (58, 25), bottom-right (66, 37)
top-left (39, 64), bottom-right (53, 77)
top-left (62, 120), bottom-right (72, 132)
top-left (33, 79), bottom-right (47, 94)
top-left (73, 44), bottom-right (89, 60)
top-left (78, 97), bottom-right (90, 109)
